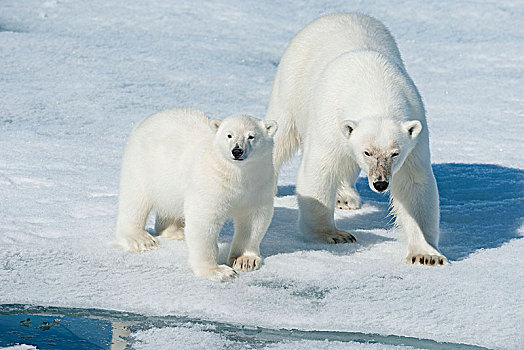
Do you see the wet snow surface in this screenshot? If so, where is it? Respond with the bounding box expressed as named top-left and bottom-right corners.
top-left (0, 0), bottom-right (523, 349)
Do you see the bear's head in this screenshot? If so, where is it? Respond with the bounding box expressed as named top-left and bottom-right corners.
top-left (209, 115), bottom-right (278, 163)
top-left (340, 117), bottom-right (422, 193)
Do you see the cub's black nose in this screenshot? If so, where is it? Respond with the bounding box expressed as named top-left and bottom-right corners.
top-left (373, 181), bottom-right (388, 192)
top-left (232, 147), bottom-right (244, 159)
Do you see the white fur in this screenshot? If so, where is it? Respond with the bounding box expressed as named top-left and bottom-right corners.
top-left (115, 108), bottom-right (278, 281)
top-left (266, 13), bottom-right (447, 265)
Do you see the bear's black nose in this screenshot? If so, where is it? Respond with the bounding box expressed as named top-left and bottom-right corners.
top-left (232, 147), bottom-right (244, 159)
top-left (373, 181), bottom-right (388, 192)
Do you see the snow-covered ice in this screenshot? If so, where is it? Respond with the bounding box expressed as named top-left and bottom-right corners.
top-left (131, 325), bottom-right (415, 350)
top-left (0, 0), bottom-right (523, 349)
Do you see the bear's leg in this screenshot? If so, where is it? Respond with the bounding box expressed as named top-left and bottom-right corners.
top-left (155, 215), bottom-right (185, 240)
top-left (115, 185), bottom-right (158, 252)
top-left (227, 203), bottom-right (274, 272)
top-left (336, 162), bottom-right (362, 210)
top-left (296, 150), bottom-right (356, 244)
top-left (390, 163), bottom-right (449, 266)
top-left (184, 203), bottom-right (237, 282)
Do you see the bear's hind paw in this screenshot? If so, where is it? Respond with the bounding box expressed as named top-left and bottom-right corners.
top-left (206, 265), bottom-right (238, 282)
top-left (159, 226), bottom-right (185, 241)
top-left (315, 229), bottom-right (357, 244)
top-left (117, 230), bottom-right (158, 253)
top-left (336, 193), bottom-right (362, 210)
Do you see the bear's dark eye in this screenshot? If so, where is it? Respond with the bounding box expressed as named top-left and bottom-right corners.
top-left (227, 134), bottom-right (232, 139)
top-left (391, 151), bottom-right (399, 158)
top-left (364, 151), bottom-right (371, 157)
top-left (248, 135), bottom-right (254, 140)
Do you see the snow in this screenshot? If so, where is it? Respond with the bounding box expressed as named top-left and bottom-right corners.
top-left (0, 0), bottom-right (523, 349)
top-left (131, 324), bottom-right (415, 350)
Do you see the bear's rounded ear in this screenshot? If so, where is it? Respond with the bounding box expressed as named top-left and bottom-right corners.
top-left (340, 120), bottom-right (358, 139)
top-left (209, 119), bottom-right (222, 133)
top-left (264, 120), bottom-right (278, 137)
top-left (403, 120), bottom-right (422, 139)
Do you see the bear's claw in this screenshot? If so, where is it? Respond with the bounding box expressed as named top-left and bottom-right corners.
top-left (231, 255), bottom-right (261, 272)
top-left (316, 229), bottom-right (357, 244)
top-left (406, 254), bottom-right (449, 266)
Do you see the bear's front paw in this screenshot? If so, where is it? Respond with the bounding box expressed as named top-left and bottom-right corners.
top-left (405, 253), bottom-right (449, 266)
top-left (315, 229), bottom-right (357, 244)
top-left (116, 230), bottom-right (158, 252)
top-left (205, 265), bottom-right (238, 282)
top-left (336, 192), bottom-right (361, 210)
top-left (231, 255), bottom-right (261, 272)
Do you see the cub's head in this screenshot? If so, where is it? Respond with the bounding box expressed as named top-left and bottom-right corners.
top-left (209, 115), bottom-right (277, 163)
top-left (340, 117), bottom-right (422, 193)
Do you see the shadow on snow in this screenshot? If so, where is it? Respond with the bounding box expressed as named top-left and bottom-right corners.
top-left (435, 163), bottom-right (523, 260)
top-left (249, 163), bottom-right (523, 262)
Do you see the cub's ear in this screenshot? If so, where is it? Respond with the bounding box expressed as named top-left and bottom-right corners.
top-left (340, 120), bottom-right (358, 139)
top-left (403, 120), bottom-right (422, 139)
top-left (264, 120), bottom-right (278, 137)
top-left (209, 119), bottom-right (222, 133)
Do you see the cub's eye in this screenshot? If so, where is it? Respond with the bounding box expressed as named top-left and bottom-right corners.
top-left (248, 135), bottom-right (254, 140)
top-left (364, 151), bottom-right (371, 157)
top-left (227, 134), bottom-right (232, 139)
top-left (391, 151), bottom-right (399, 158)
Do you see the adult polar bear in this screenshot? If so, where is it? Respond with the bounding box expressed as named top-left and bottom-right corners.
top-left (266, 13), bottom-right (448, 265)
top-left (115, 109), bottom-right (278, 281)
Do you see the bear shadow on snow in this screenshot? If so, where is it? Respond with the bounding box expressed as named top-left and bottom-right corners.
top-left (176, 163), bottom-right (522, 264)
top-left (434, 163), bottom-right (523, 261)
top-left (248, 163), bottom-right (522, 262)
top-left (218, 181), bottom-right (396, 260)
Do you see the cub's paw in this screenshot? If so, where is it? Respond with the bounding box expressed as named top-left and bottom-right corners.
top-left (159, 226), bottom-right (185, 241)
top-left (405, 253), bottom-right (449, 266)
top-left (116, 231), bottom-right (158, 252)
top-left (336, 189), bottom-right (361, 210)
top-left (206, 265), bottom-right (238, 282)
top-left (231, 255), bottom-right (261, 272)
top-left (315, 229), bottom-right (357, 244)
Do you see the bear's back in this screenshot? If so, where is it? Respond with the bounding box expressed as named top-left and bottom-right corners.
top-left (134, 108), bottom-right (209, 142)
top-left (121, 108), bottom-right (213, 211)
top-left (269, 13), bottom-right (406, 132)
top-left (290, 13), bottom-right (402, 68)
top-left (124, 108), bottom-right (212, 176)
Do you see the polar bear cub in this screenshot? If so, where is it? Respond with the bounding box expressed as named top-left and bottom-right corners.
top-left (115, 108), bottom-right (278, 281)
top-left (266, 13), bottom-right (448, 265)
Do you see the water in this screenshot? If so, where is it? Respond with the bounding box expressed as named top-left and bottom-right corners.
top-left (0, 304), bottom-right (490, 349)
top-left (0, 305), bottom-right (129, 350)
